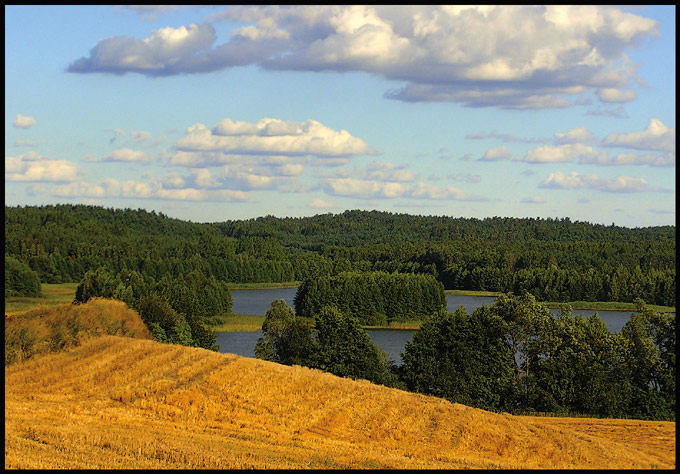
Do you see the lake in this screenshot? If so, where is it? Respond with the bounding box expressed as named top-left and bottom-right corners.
top-left (218, 287), bottom-right (650, 365)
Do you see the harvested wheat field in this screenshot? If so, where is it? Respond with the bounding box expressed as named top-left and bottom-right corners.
top-left (5, 333), bottom-right (675, 469)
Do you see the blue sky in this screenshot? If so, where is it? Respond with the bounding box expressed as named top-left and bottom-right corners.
top-left (5, 5), bottom-right (675, 227)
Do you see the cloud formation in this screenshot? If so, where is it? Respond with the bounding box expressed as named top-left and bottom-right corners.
top-left (539, 171), bottom-right (662, 193)
top-left (13, 114), bottom-right (37, 129)
top-left (476, 119), bottom-right (675, 167)
top-left (35, 177), bottom-right (253, 203)
top-left (601, 118), bottom-right (675, 152)
top-left (5, 152), bottom-right (83, 182)
top-left (68, 5), bottom-right (659, 109)
top-left (174, 118), bottom-right (376, 158)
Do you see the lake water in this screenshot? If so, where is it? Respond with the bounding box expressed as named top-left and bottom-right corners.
top-left (218, 287), bottom-right (653, 365)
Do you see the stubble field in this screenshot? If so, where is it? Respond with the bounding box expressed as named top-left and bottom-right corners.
top-left (5, 302), bottom-right (675, 469)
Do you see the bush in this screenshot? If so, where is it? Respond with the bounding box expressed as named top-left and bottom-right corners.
top-left (5, 256), bottom-right (42, 298)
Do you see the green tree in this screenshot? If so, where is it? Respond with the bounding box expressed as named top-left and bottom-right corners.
top-left (534, 308), bottom-right (631, 417)
top-left (135, 295), bottom-right (192, 346)
top-left (400, 306), bottom-right (513, 410)
top-left (255, 299), bottom-right (313, 365)
top-left (490, 293), bottom-right (554, 410)
top-left (620, 299), bottom-right (675, 420)
top-left (5, 255), bottom-right (42, 298)
top-left (309, 305), bottom-right (399, 387)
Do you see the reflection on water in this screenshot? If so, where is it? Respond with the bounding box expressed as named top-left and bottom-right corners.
top-left (220, 287), bottom-right (659, 365)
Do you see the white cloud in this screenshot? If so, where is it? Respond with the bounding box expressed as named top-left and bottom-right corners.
top-left (13, 114), bottom-right (36, 129)
top-left (175, 118), bottom-right (376, 158)
top-left (69, 5), bottom-right (659, 109)
top-left (321, 176), bottom-right (481, 201)
top-left (539, 171), bottom-right (661, 193)
top-left (522, 144), bottom-right (608, 164)
top-left (33, 177), bottom-right (253, 203)
top-left (43, 178), bottom-right (154, 199)
top-left (601, 118), bottom-right (675, 152)
top-left (480, 145), bottom-right (512, 161)
top-left (596, 88), bottom-right (636, 103)
top-left (5, 152), bottom-right (83, 182)
top-left (161, 173), bottom-right (186, 189)
top-left (554, 127), bottom-right (594, 145)
top-left (156, 188), bottom-right (252, 202)
top-left (606, 152), bottom-right (675, 167)
top-left (191, 168), bottom-right (221, 188)
top-left (102, 148), bottom-right (152, 162)
top-left (308, 198), bottom-right (339, 209)
top-left (408, 182), bottom-right (469, 200)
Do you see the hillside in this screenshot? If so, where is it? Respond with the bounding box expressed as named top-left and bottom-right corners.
top-left (5, 335), bottom-right (675, 469)
top-left (5, 205), bottom-right (676, 306)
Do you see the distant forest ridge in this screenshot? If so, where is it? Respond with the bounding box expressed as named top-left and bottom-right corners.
top-left (4, 204), bottom-right (676, 306)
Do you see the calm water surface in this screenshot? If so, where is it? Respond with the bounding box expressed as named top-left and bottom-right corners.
top-left (218, 287), bottom-right (655, 365)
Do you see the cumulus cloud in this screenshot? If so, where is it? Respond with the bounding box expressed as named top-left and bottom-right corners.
top-left (605, 152), bottom-right (675, 167)
top-left (521, 144), bottom-right (608, 164)
top-left (103, 148), bottom-right (152, 162)
top-left (175, 118), bottom-right (376, 157)
top-left (308, 198), bottom-right (339, 209)
top-left (539, 171), bottom-right (663, 193)
top-left (5, 152), bottom-right (83, 182)
top-left (322, 176), bottom-right (482, 201)
top-left (13, 114), bottom-right (37, 129)
top-left (554, 127), bottom-right (595, 145)
top-left (169, 117), bottom-right (376, 181)
top-left (34, 177), bottom-right (254, 202)
top-left (480, 145), bottom-right (512, 161)
top-left (596, 88), bottom-right (636, 103)
top-left (69, 5), bottom-right (659, 109)
top-left (473, 121), bottom-right (674, 167)
top-left (68, 22), bottom-right (285, 76)
top-left (601, 118), bottom-right (675, 152)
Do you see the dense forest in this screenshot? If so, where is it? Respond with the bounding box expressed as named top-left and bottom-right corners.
top-left (5, 204), bottom-right (675, 306)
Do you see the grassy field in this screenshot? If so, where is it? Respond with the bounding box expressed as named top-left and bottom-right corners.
top-left (4, 282), bottom-right (80, 314)
top-left (4, 303), bottom-right (675, 469)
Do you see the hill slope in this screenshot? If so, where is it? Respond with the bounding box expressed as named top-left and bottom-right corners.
top-left (5, 335), bottom-right (675, 469)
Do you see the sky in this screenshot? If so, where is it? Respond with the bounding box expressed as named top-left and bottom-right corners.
top-left (5, 5), bottom-right (676, 228)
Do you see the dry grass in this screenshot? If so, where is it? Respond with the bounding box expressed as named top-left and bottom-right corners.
top-left (5, 298), bottom-right (151, 365)
top-left (5, 333), bottom-right (675, 469)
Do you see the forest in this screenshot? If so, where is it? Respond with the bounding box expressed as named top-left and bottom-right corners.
top-left (4, 204), bottom-right (676, 421)
top-left (5, 204), bottom-right (675, 306)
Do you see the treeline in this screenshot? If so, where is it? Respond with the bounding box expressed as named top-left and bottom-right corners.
top-left (294, 271), bottom-right (445, 325)
top-left (257, 295), bottom-right (676, 421)
top-left (4, 205), bottom-right (676, 305)
top-left (73, 266), bottom-right (232, 350)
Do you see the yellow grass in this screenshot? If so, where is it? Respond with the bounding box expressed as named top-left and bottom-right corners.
top-left (5, 334), bottom-right (675, 469)
top-left (4, 298), bottom-right (151, 365)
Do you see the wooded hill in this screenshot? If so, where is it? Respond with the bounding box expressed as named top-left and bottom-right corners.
top-left (5, 204), bottom-right (675, 305)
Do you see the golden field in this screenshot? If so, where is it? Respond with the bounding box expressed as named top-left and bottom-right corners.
top-left (5, 301), bottom-right (676, 469)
